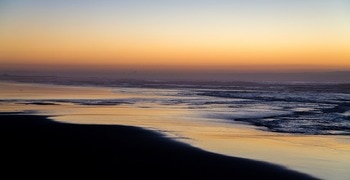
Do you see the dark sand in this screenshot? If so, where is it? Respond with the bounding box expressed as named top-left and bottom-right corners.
top-left (0, 113), bottom-right (318, 179)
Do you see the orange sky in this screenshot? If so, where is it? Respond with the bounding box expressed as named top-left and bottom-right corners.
top-left (0, 0), bottom-right (349, 71)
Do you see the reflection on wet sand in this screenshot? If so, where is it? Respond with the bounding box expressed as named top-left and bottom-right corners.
top-left (1, 82), bottom-right (349, 180)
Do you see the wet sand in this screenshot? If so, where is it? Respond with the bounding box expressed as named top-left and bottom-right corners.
top-left (0, 113), bottom-right (317, 179)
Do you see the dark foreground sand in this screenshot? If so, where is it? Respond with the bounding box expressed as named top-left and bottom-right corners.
top-left (0, 113), bottom-right (318, 179)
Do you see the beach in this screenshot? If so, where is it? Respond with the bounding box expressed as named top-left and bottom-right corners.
top-left (0, 113), bottom-right (317, 179)
top-left (1, 81), bottom-right (349, 179)
top-left (1, 1), bottom-right (349, 179)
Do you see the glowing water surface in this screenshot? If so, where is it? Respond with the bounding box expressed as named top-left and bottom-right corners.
top-left (1, 82), bottom-right (349, 180)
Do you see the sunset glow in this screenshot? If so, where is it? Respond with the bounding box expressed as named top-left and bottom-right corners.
top-left (1, 2), bottom-right (350, 179)
top-left (1, 0), bottom-right (349, 71)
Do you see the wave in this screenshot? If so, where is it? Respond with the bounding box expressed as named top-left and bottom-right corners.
top-left (2, 82), bottom-right (350, 135)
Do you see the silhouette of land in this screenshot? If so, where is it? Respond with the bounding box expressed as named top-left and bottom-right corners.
top-left (0, 113), bottom-right (318, 179)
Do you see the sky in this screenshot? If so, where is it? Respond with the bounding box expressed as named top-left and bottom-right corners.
top-left (0, 0), bottom-right (350, 74)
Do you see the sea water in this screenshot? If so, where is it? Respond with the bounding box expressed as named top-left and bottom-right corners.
top-left (1, 81), bottom-right (350, 180)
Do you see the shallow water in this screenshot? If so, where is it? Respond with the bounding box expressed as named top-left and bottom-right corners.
top-left (1, 81), bottom-right (350, 180)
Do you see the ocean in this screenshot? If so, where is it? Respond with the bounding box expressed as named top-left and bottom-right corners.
top-left (1, 80), bottom-right (349, 180)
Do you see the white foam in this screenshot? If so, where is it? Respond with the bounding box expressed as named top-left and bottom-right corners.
top-left (292, 107), bottom-right (315, 112)
top-left (207, 109), bottom-right (292, 120)
top-left (342, 111), bottom-right (350, 117)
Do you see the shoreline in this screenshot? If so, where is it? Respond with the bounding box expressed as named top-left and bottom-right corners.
top-left (0, 113), bottom-right (318, 179)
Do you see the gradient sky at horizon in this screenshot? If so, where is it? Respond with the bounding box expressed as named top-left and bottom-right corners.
top-left (0, 0), bottom-right (349, 71)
